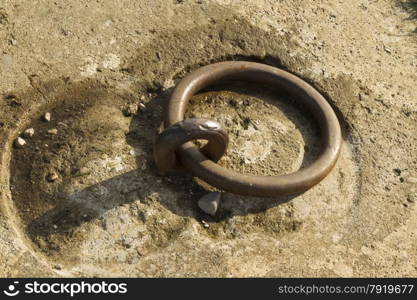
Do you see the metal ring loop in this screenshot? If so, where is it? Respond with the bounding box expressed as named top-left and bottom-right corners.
top-left (154, 118), bottom-right (229, 175)
top-left (164, 61), bottom-right (342, 197)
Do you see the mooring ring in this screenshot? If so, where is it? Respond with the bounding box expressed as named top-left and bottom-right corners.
top-left (163, 61), bottom-right (342, 197)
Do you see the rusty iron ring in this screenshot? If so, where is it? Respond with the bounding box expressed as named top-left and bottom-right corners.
top-left (154, 118), bottom-right (229, 175)
top-left (159, 61), bottom-right (342, 197)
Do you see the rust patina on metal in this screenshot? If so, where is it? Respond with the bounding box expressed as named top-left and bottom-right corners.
top-left (154, 61), bottom-right (342, 197)
top-left (154, 118), bottom-right (229, 175)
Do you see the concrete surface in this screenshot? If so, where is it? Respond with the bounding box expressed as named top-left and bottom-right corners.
top-left (0, 0), bottom-right (416, 277)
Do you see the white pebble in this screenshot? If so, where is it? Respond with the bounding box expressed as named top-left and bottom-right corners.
top-left (23, 128), bottom-right (35, 138)
top-left (198, 192), bottom-right (221, 216)
top-left (47, 128), bottom-right (58, 135)
top-left (201, 220), bottom-right (210, 228)
top-left (14, 137), bottom-right (26, 148)
top-left (43, 112), bottom-right (51, 122)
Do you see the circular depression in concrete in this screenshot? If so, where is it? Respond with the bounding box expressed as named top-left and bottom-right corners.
top-left (4, 73), bottom-right (360, 276)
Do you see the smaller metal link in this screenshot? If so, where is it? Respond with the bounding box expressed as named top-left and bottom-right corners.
top-left (154, 118), bottom-right (229, 175)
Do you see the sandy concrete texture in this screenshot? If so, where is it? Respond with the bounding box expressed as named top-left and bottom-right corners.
top-left (0, 0), bottom-right (416, 277)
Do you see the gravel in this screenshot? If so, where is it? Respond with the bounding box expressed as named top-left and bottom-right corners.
top-left (46, 172), bottom-right (59, 182)
top-left (23, 128), bottom-right (35, 138)
top-left (198, 192), bottom-right (221, 216)
top-left (43, 112), bottom-right (51, 122)
top-left (47, 128), bottom-right (58, 135)
top-left (14, 137), bottom-right (26, 148)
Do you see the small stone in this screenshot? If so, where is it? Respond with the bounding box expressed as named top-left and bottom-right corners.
top-left (46, 172), bottom-right (59, 182)
top-left (79, 167), bottom-right (90, 175)
top-left (358, 93), bottom-right (365, 101)
top-left (53, 265), bottom-right (62, 270)
top-left (198, 192), bottom-right (221, 216)
top-left (136, 246), bottom-right (147, 256)
top-left (23, 128), bottom-right (35, 138)
top-left (122, 104), bottom-right (137, 117)
top-left (14, 137), bottom-right (26, 148)
top-left (407, 193), bottom-right (417, 203)
top-left (43, 112), bottom-right (51, 122)
top-left (53, 224), bottom-right (58, 229)
top-left (406, 177), bottom-right (417, 184)
top-left (47, 128), bottom-right (58, 135)
top-left (201, 220), bottom-right (210, 228)
top-left (138, 103), bottom-right (146, 110)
